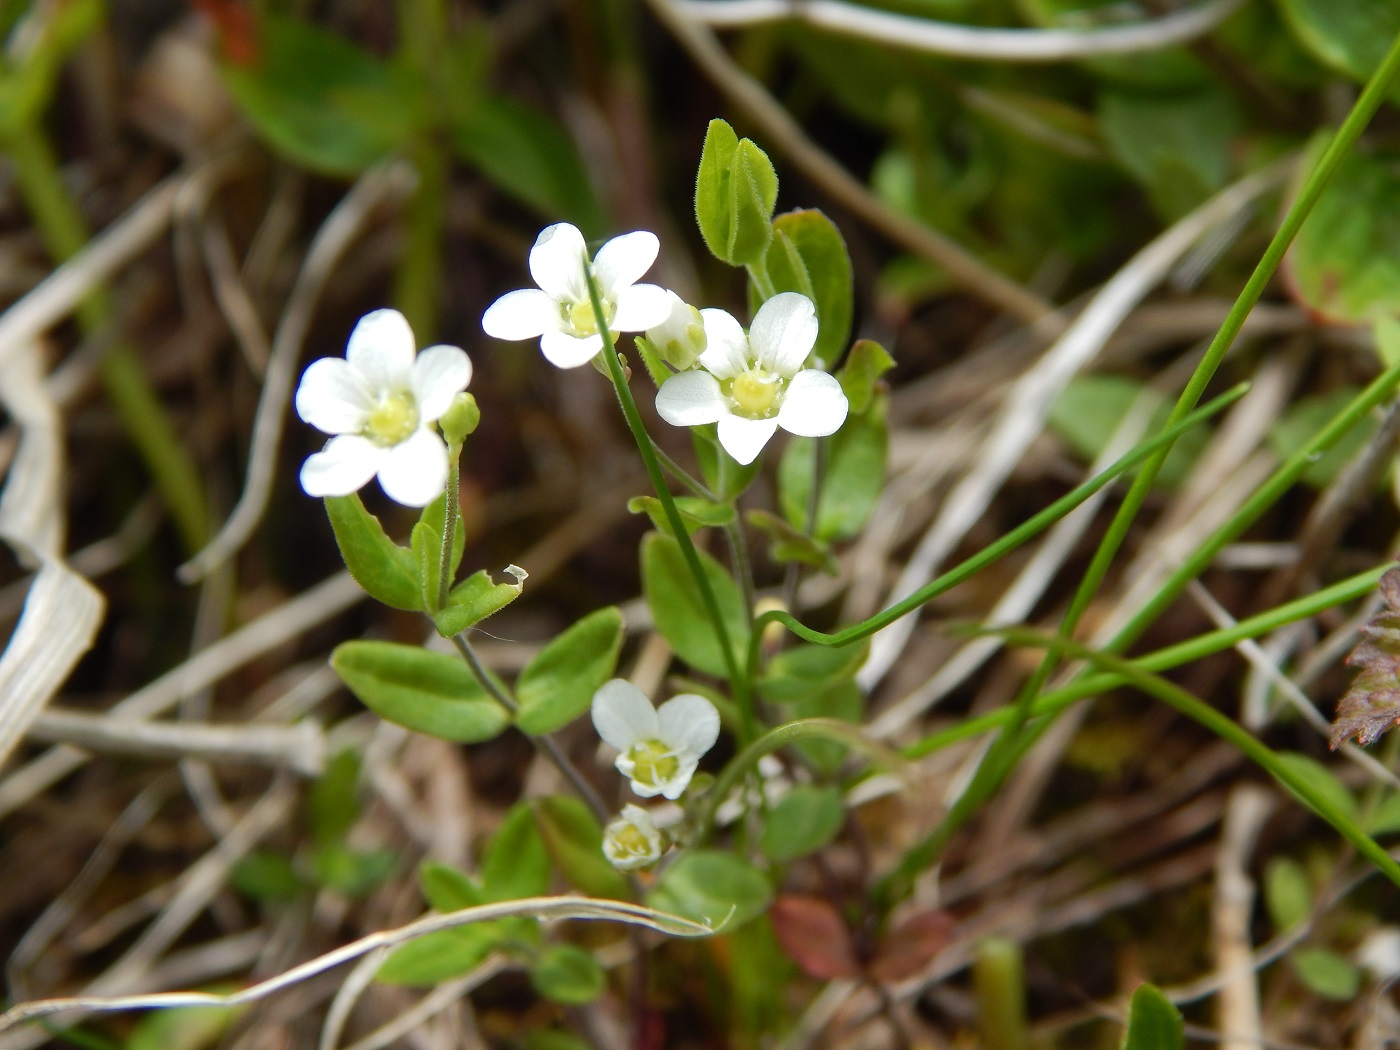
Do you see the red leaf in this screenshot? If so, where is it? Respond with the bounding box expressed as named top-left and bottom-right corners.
top-left (770, 896), bottom-right (860, 980)
top-left (868, 910), bottom-right (954, 982)
top-left (1333, 567), bottom-right (1400, 749)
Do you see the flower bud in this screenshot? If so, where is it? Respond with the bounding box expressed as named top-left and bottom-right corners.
top-left (646, 291), bottom-right (707, 371)
top-left (438, 392), bottom-right (480, 446)
top-left (602, 804), bottom-right (666, 871)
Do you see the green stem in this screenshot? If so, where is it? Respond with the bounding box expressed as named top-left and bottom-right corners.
top-left (584, 264), bottom-right (757, 743)
top-left (4, 119), bottom-right (209, 553)
top-left (652, 440), bottom-right (717, 500)
top-left (437, 450), bottom-right (460, 610)
top-left (724, 517), bottom-right (757, 619)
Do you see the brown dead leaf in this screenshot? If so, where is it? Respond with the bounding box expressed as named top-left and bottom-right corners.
top-left (868, 910), bottom-right (955, 982)
top-left (769, 895), bottom-right (861, 980)
top-left (1332, 567), bottom-right (1400, 749)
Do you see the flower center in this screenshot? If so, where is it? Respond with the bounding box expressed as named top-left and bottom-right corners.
top-left (729, 368), bottom-right (781, 419)
top-left (625, 739), bottom-right (681, 791)
top-left (566, 298), bottom-right (615, 338)
top-left (613, 822), bottom-right (652, 856)
top-left (364, 392), bottom-right (419, 447)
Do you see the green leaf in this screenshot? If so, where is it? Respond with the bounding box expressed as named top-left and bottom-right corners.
top-left (1366, 791), bottom-right (1400, 835)
top-left (1268, 387), bottom-right (1378, 489)
top-left (1119, 983), bottom-right (1183, 1050)
top-left (451, 96), bottom-right (605, 236)
top-left (377, 927), bottom-right (501, 986)
top-left (696, 118), bottom-right (741, 263)
top-left (693, 426), bottom-right (763, 500)
top-left (1098, 87), bottom-right (1239, 219)
top-left (746, 510), bottom-right (837, 574)
top-left (760, 785), bottom-right (845, 863)
top-left (1286, 148), bottom-right (1400, 325)
top-left (640, 532), bottom-right (750, 678)
top-left (838, 340), bottom-right (896, 416)
top-left (1277, 0), bottom-right (1400, 84)
top-left (1292, 948), bottom-right (1362, 1001)
top-left (412, 519), bottom-right (443, 611)
top-left (778, 395), bottom-right (888, 541)
top-left (126, 1003), bottom-right (237, 1050)
top-left (531, 795), bottom-right (630, 899)
top-left (432, 566), bottom-right (526, 637)
top-left (222, 16), bottom-right (425, 176)
top-left (308, 750), bottom-right (361, 847)
top-left (331, 641), bottom-right (511, 743)
top-left (313, 843), bottom-right (396, 897)
top-left (483, 801), bottom-right (551, 901)
top-left (1049, 375), bottom-right (1209, 489)
top-left (530, 944), bottom-right (606, 1004)
top-left (1272, 752), bottom-right (1359, 824)
top-left (790, 681), bottom-right (864, 773)
top-left (516, 608), bottom-right (624, 735)
top-left (648, 850), bottom-right (772, 931)
top-left (628, 495), bottom-right (736, 538)
top-left (765, 210), bottom-right (853, 366)
top-left (324, 494), bottom-right (420, 611)
top-left (759, 642), bottom-right (869, 703)
top-left (729, 140), bottom-right (779, 266)
top-left (1264, 858), bottom-right (1313, 932)
top-left (419, 490), bottom-right (467, 588)
top-left (230, 851), bottom-right (303, 903)
top-left (1375, 316), bottom-right (1400, 369)
top-left (420, 862), bottom-right (484, 912)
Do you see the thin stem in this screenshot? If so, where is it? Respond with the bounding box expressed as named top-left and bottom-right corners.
top-left (583, 264), bottom-right (757, 743)
top-left (724, 518), bottom-right (757, 620)
top-left (652, 441), bottom-right (717, 500)
top-left (449, 633), bottom-right (611, 824)
top-left (437, 452), bottom-right (460, 609)
top-left (781, 434), bottom-right (829, 613)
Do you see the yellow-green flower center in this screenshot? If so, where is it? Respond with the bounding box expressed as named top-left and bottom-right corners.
top-left (364, 392), bottom-right (419, 447)
top-left (567, 299), bottom-right (615, 338)
top-left (625, 739), bottom-right (680, 791)
top-left (612, 822), bottom-right (652, 856)
top-left (729, 368), bottom-right (781, 419)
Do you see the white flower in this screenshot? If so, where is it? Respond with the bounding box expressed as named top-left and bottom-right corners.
top-left (654, 292), bottom-right (849, 466)
top-left (602, 804), bottom-right (666, 871)
top-left (646, 290), bottom-right (707, 370)
top-left (295, 309), bottom-right (472, 508)
top-left (590, 679), bottom-right (720, 800)
top-left (481, 223), bottom-right (671, 369)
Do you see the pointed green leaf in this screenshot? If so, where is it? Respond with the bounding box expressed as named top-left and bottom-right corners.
top-left (421, 862), bottom-right (484, 912)
top-left (767, 210), bottom-right (853, 366)
top-left (1120, 983), bottom-right (1183, 1050)
top-left (483, 800), bottom-right (551, 901)
top-left (648, 850), bottom-right (771, 931)
top-left (1292, 948), bottom-right (1362, 1000)
top-left (837, 340), bottom-right (895, 416)
top-left (324, 494), bottom-right (420, 611)
top-left (532, 796), bottom-right (629, 899)
top-left (530, 944), bottom-right (606, 1004)
top-left (331, 641), bottom-right (510, 743)
top-left (1277, 0), bottom-right (1400, 85)
top-left (760, 785), bottom-right (845, 863)
top-left (728, 140), bottom-right (778, 266)
top-left (432, 566), bottom-right (526, 637)
top-left (516, 608), bottom-right (625, 735)
top-left (628, 495), bottom-right (736, 538)
top-left (696, 118), bottom-right (741, 262)
top-left (377, 927), bottom-right (501, 985)
top-left (641, 532), bottom-right (749, 678)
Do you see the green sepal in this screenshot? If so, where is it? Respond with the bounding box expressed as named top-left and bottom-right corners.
top-left (633, 335), bottom-right (672, 389)
top-left (331, 640), bottom-right (511, 743)
top-left (837, 340), bottom-right (896, 416)
top-left (516, 607), bottom-right (625, 735)
top-left (324, 494), bottom-right (420, 611)
top-left (432, 566), bottom-right (527, 637)
top-left (746, 509), bottom-right (837, 574)
top-left (628, 494), bottom-right (736, 537)
top-left (641, 532), bottom-right (750, 679)
top-left (531, 795), bottom-right (630, 899)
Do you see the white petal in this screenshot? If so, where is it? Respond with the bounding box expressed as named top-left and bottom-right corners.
top-left (412, 345), bottom-right (473, 421)
top-left (656, 693), bottom-right (720, 760)
top-left (697, 309), bottom-right (751, 379)
top-left (540, 328), bottom-right (604, 369)
top-left (624, 769), bottom-right (666, 799)
top-left (717, 414), bottom-right (779, 465)
top-left (593, 231), bottom-right (659, 297)
top-left (751, 293), bottom-right (818, 376)
top-left (529, 223), bottom-right (588, 302)
top-left (655, 370), bottom-right (726, 427)
top-left (295, 357), bottom-right (373, 434)
top-left (376, 428), bottom-right (449, 507)
top-left (299, 435), bottom-right (384, 497)
top-left (777, 370), bottom-right (849, 437)
top-left (658, 757), bottom-right (700, 800)
top-left (346, 309), bottom-right (416, 391)
top-left (591, 679), bottom-right (659, 751)
top-left (482, 288), bottom-right (558, 341)
top-left (612, 283), bottom-right (672, 331)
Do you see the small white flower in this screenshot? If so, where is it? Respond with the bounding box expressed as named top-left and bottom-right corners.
top-left (295, 309), bottom-right (472, 508)
top-left (602, 804), bottom-right (666, 871)
top-left (646, 290), bottom-right (707, 370)
top-left (654, 292), bottom-right (849, 466)
top-left (481, 223), bottom-right (671, 369)
top-left (590, 679), bottom-right (720, 800)
top-left (1357, 927), bottom-right (1400, 979)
